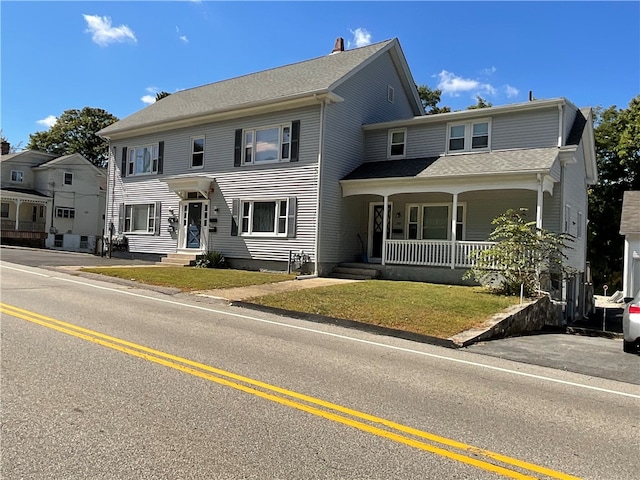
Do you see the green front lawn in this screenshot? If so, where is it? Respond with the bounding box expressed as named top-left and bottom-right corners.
top-left (79, 267), bottom-right (296, 291)
top-left (79, 267), bottom-right (519, 338)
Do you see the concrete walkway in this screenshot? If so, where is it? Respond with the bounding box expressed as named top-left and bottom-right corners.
top-left (193, 277), bottom-right (359, 302)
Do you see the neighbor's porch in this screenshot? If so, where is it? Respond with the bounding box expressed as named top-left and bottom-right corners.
top-left (0, 191), bottom-right (52, 242)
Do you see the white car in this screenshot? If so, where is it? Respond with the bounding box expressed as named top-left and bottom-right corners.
top-left (622, 289), bottom-right (640, 353)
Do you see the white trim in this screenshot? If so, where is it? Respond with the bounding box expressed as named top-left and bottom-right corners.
top-left (190, 135), bottom-right (205, 170)
top-left (241, 123), bottom-right (291, 165)
top-left (404, 202), bottom-right (466, 241)
top-left (127, 144), bottom-right (159, 176)
top-left (123, 202), bottom-right (157, 234)
top-left (446, 118), bottom-right (491, 154)
top-left (239, 198), bottom-right (289, 237)
top-left (387, 128), bottom-right (406, 159)
top-left (179, 199), bottom-right (208, 252)
top-left (10, 170), bottom-right (24, 183)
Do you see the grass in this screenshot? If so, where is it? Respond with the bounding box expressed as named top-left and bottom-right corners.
top-left (79, 267), bottom-right (296, 291)
top-left (252, 281), bottom-right (520, 338)
top-left (79, 267), bottom-right (520, 338)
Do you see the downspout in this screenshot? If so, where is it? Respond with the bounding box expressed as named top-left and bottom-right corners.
top-left (313, 96), bottom-right (326, 276)
top-left (557, 103), bottom-right (564, 148)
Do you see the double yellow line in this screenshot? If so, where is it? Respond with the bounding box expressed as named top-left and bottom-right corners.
top-left (1, 302), bottom-right (580, 480)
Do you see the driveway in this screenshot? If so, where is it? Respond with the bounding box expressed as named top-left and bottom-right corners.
top-left (2, 245), bottom-right (639, 384)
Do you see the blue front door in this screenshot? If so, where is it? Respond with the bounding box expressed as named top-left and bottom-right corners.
top-left (186, 202), bottom-right (202, 249)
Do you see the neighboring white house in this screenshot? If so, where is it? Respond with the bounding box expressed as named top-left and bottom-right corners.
top-left (620, 191), bottom-right (640, 298)
top-left (97, 37), bottom-right (597, 321)
top-left (1, 143), bottom-right (106, 252)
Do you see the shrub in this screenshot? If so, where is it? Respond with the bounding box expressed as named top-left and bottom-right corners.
top-left (195, 251), bottom-right (227, 269)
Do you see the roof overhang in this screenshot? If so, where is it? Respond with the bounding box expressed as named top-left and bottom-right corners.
top-left (0, 189), bottom-right (52, 205)
top-left (99, 91), bottom-right (344, 141)
top-left (340, 171), bottom-right (556, 197)
top-left (159, 174), bottom-right (216, 199)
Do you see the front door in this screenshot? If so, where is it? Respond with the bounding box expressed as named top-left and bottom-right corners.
top-left (180, 201), bottom-right (208, 251)
top-left (369, 203), bottom-right (392, 261)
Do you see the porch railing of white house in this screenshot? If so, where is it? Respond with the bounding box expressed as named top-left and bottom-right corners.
top-left (1, 219), bottom-right (47, 232)
top-left (385, 240), bottom-right (496, 268)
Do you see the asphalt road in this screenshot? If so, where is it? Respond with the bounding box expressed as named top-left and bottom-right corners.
top-left (2, 257), bottom-right (639, 479)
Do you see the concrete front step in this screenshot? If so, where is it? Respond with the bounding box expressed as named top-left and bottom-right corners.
top-left (158, 253), bottom-right (199, 267)
top-left (330, 264), bottom-right (381, 280)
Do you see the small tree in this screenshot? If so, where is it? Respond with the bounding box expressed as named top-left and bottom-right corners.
top-left (464, 209), bottom-right (574, 296)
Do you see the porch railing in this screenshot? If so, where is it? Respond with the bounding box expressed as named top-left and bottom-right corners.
top-left (1, 219), bottom-right (47, 232)
top-left (385, 240), bottom-right (496, 268)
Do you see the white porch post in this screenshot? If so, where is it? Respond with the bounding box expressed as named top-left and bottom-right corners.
top-left (450, 193), bottom-right (458, 269)
top-left (536, 176), bottom-right (544, 230)
top-left (382, 195), bottom-right (389, 266)
top-left (14, 199), bottom-right (22, 230)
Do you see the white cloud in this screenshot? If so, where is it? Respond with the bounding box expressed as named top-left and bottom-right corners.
top-left (176, 26), bottom-right (189, 44)
top-left (37, 115), bottom-right (57, 128)
top-left (83, 14), bottom-right (137, 47)
top-left (436, 70), bottom-right (497, 99)
top-left (141, 95), bottom-right (156, 105)
top-left (504, 84), bottom-right (520, 98)
top-left (348, 28), bottom-right (372, 48)
top-left (481, 66), bottom-right (497, 76)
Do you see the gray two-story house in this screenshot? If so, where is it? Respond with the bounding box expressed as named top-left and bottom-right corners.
top-left (97, 37), bottom-right (597, 321)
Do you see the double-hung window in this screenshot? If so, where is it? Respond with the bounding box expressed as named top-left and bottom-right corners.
top-left (10, 170), bottom-right (23, 182)
top-left (447, 120), bottom-right (490, 153)
top-left (241, 200), bottom-right (288, 236)
top-left (236, 121), bottom-right (299, 166)
top-left (243, 125), bottom-right (290, 164)
top-left (191, 137), bottom-right (204, 169)
top-left (124, 203), bottom-right (157, 234)
top-left (231, 197), bottom-right (296, 238)
top-left (128, 145), bottom-right (159, 175)
top-left (406, 203), bottom-right (465, 240)
top-left (1, 202), bottom-right (9, 218)
top-left (388, 129), bottom-right (406, 159)
top-left (63, 172), bottom-right (73, 185)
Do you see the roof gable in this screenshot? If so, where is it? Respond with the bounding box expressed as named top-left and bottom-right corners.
top-left (34, 153), bottom-right (105, 176)
top-left (99, 38), bottom-right (422, 139)
top-left (620, 191), bottom-right (640, 234)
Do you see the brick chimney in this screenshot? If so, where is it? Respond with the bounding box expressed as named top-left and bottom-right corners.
top-left (331, 37), bottom-right (344, 54)
top-left (1, 141), bottom-right (9, 155)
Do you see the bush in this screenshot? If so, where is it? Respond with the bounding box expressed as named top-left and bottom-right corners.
top-left (195, 251), bottom-right (227, 269)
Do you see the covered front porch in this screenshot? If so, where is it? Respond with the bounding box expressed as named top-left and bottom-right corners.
top-left (340, 172), bottom-right (557, 276)
top-left (0, 189), bottom-right (52, 244)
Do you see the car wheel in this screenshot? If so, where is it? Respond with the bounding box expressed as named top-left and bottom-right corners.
top-left (623, 340), bottom-right (637, 354)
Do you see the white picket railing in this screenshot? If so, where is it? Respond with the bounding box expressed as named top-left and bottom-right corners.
top-left (385, 240), bottom-right (496, 268)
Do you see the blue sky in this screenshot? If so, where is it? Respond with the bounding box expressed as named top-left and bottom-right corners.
top-left (2, 1), bottom-right (639, 150)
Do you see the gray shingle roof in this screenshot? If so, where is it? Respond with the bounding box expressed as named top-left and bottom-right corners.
top-left (342, 147), bottom-right (560, 181)
top-left (100, 39), bottom-right (396, 137)
top-left (620, 191), bottom-right (640, 234)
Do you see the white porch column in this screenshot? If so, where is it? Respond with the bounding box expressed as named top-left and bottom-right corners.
top-left (450, 193), bottom-right (458, 269)
top-left (536, 176), bottom-right (544, 230)
top-left (14, 199), bottom-right (22, 230)
top-left (382, 195), bottom-right (389, 266)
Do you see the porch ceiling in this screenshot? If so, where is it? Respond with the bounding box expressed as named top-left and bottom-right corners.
top-left (0, 188), bottom-right (52, 205)
top-left (340, 147), bottom-right (559, 197)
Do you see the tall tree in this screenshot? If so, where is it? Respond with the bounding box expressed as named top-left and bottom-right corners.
top-left (467, 96), bottom-right (493, 109)
top-left (155, 91), bottom-right (171, 101)
top-left (27, 107), bottom-right (118, 167)
top-left (0, 130), bottom-right (23, 152)
top-left (416, 84), bottom-right (451, 114)
top-left (588, 95), bottom-right (640, 290)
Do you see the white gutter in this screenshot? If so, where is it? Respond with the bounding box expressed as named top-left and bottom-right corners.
top-left (314, 96), bottom-right (327, 276)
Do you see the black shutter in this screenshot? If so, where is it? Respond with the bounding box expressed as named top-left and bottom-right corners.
top-left (157, 141), bottom-right (164, 174)
top-left (121, 147), bottom-right (127, 177)
top-left (290, 120), bottom-right (300, 162)
top-left (154, 201), bottom-right (161, 235)
top-left (118, 204), bottom-right (125, 233)
top-left (231, 198), bottom-right (240, 236)
top-left (234, 129), bottom-right (243, 167)
top-left (286, 197), bottom-right (297, 238)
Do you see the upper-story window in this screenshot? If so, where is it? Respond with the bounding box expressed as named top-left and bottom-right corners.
top-left (128, 145), bottom-right (159, 175)
top-left (63, 172), bottom-right (73, 185)
top-left (388, 128), bottom-right (406, 159)
top-left (447, 120), bottom-right (490, 153)
top-left (235, 121), bottom-right (300, 166)
top-left (10, 170), bottom-right (23, 182)
top-left (191, 137), bottom-right (204, 169)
